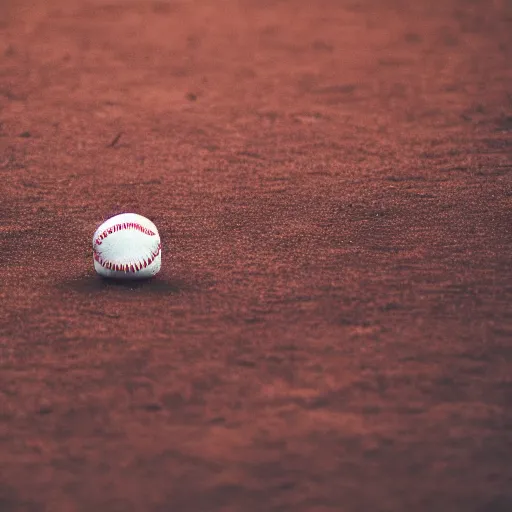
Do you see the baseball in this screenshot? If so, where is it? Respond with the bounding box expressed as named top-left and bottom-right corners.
top-left (92, 213), bottom-right (161, 279)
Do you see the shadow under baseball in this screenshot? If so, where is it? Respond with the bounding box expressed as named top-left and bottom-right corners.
top-left (58, 274), bottom-right (189, 295)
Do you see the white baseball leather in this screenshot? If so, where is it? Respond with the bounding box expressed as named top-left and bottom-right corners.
top-left (92, 213), bottom-right (161, 279)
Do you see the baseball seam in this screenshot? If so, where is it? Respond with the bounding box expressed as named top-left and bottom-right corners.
top-left (94, 242), bottom-right (161, 273)
top-left (94, 222), bottom-right (156, 246)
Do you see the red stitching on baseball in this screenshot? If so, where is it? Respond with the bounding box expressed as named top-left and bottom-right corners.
top-left (94, 243), bottom-right (161, 273)
top-left (95, 222), bottom-right (156, 246)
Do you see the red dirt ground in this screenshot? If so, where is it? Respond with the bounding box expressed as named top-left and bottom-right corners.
top-left (1, 1), bottom-right (512, 511)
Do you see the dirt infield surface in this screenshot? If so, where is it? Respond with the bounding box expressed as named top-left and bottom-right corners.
top-left (1, 1), bottom-right (511, 511)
